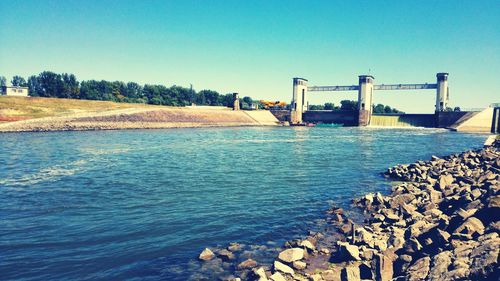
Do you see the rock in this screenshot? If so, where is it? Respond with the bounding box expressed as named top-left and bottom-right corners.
top-left (373, 253), bottom-right (393, 281)
top-left (274, 260), bottom-right (294, 275)
top-left (300, 240), bottom-right (316, 251)
top-left (488, 195), bottom-right (500, 208)
top-left (469, 232), bottom-right (500, 278)
top-left (292, 260), bottom-right (307, 270)
top-left (429, 189), bottom-right (443, 204)
top-left (406, 256), bottom-right (430, 281)
top-left (199, 248), bottom-right (215, 261)
top-left (427, 251), bottom-right (452, 281)
top-left (337, 242), bottom-right (361, 261)
top-left (253, 267), bottom-right (267, 279)
top-left (270, 272), bottom-right (286, 281)
top-left (320, 248), bottom-right (330, 254)
top-left (218, 249), bottom-right (235, 261)
top-left (437, 174), bottom-right (454, 190)
top-left (237, 259), bottom-right (257, 270)
top-left (278, 248), bottom-right (304, 263)
top-left (355, 228), bottom-right (374, 247)
top-left (454, 217), bottom-right (485, 238)
top-left (321, 268), bottom-right (342, 281)
top-left (228, 242), bottom-right (243, 252)
top-left (341, 265), bottom-right (361, 281)
top-left (310, 274), bottom-right (322, 281)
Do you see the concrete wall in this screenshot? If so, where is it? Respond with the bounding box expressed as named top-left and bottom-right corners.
top-left (303, 111), bottom-right (358, 126)
top-left (436, 111), bottom-right (469, 128)
top-left (270, 110), bottom-right (290, 122)
top-left (243, 110), bottom-right (280, 125)
top-left (452, 108), bottom-right (494, 133)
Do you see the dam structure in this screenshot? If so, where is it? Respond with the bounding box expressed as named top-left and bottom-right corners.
top-left (290, 73), bottom-right (449, 126)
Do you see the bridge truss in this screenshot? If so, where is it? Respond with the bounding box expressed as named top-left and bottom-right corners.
top-left (307, 83), bottom-right (438, 92)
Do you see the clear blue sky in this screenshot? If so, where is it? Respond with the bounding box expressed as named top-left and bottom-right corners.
top-left (1, 0), bottom-right (499, 112)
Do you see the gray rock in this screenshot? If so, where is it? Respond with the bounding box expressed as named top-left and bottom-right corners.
top-left (217, 249), bottom-right (235, 261)
top-left (337, 242), bottom-right (361, 261)
top-left (406, 256), bottom-right (430, 281)
top-left (373, 253), bottom-right (393, 281)
top-left (199, 248), bottom-right (215, 261)
top-left (237, 259), bottom-right (257, 270)
top-left (277, 248), bottom-right (304, 263)
top-left (454, 217), bottom-right (485, 238)
top-left (292, 260), bottom-right (306, 270)
top-left (274, 260), bottom-right (294, 275)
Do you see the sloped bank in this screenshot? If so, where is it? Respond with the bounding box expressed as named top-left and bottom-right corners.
top-left (0, 107), bottom-right (279, 132)
top-left (198, 138), bottom-right (499, 281)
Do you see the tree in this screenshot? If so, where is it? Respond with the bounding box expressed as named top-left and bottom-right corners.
top-left (0, 76), bottom-right (6, 87)
top-left (61, 73), bottom-right (79, 98)
top-left (11, 75), bottom-right (27, 87)
top-left (454, 107), bottom-right (461, 112)
top-left (242, 96), bottom-right (253, 106)
top-left (340, 100), bottom-right (358, 111)
top-left (373, 104), bottom-right (385, 114)
top-left (198, 90), bottom-right (220, 106)
top-left (324, 102), bottom-right (335, 110)
top-left (309, 104), bottom-right (324, 110)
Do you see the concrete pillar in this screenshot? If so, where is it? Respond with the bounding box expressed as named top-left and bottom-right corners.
top-left (291, 78), bottom-right (308, 124)
top-left (233, 93), bottom-right (240, 110)
top-left (357, 75), bottom-right (374, 126)
top-left (436, 73), bottom-right (449, 112)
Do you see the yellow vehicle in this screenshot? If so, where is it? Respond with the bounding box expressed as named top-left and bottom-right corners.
top-left (259, 100), bottom-right (287, 109)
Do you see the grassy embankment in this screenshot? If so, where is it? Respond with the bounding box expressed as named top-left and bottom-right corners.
top-left (0, 96), bottom-right (157, 122)
top-left (0, 96), bottom-right (279, 132)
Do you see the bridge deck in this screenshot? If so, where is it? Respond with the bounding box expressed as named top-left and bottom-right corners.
top-left (308, 83), bottom-right (437, 92)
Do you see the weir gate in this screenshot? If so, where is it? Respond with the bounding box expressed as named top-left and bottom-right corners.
top-left (290, 73), bottom-right (450, 126)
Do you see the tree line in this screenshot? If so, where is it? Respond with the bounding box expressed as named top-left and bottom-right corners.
top-left (309, 100), bottom-right (404, 114)
top-left (0, 72), bottom-right (257, 108)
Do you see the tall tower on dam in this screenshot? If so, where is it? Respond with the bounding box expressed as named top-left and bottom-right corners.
top-left (436, 73), bottom-right (449, 112)
top-left (357, 75), bottom-right (374, 126)
top-left (291, 78), bottom-right (308, 124)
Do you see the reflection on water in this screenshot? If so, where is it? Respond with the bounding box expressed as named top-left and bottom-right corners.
top-left (0, 127), bottom-right (488, 280)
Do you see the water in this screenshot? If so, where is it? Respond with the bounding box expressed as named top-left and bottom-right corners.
top-left (0, 127), bottom-right (489, 280)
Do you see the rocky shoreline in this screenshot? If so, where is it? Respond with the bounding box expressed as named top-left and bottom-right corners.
top-left (197, 138), bottom-right (500, 281)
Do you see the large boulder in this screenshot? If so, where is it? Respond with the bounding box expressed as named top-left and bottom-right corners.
top-left (469, 233), bottom-right (500, 278)
top-left (437, 174), bottom-right (454, 191)
top-left (277, 248), bottom-right (304, 263)
top-left (237, 259), bottom-right (257, 270)
top-left (269, 272), bottom-right (286, 281)
top-left (274, 260), bottom-right (294, 275)
top-left (427, 251), bottom-right (452, 281)
top-left (300, 240), bottom-right (316, 251)
top-left (337, 242), bottom-right (361, 261)
top-left (454, 217), bottom-right (485, 238)
top-left (199, 248), bottom-right (215, 261)
top-left (373, 253), bottom-right (393, 281)
top-left (217, 249), bottom-right (235, 261)
top-left (341, 265), bottom-right (361, 281)
top-left (406, 257), bottom-right (430, 281)
top-left (292, 261), bottom-right (306, 270)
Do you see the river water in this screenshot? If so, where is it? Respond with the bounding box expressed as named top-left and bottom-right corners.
top-left (0, 127), bottom-right (489, 280)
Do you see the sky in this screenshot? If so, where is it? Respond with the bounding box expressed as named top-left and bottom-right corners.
top-left (1, 0), bottom-right (499, 113)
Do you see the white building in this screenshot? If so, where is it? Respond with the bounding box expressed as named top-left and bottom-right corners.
top-left (0, 86), bottom-right (29, 96)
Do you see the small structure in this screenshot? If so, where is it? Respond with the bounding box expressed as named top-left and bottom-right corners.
top-left (1, 86), bottom-right (29, 97)
top-left (233, 93), bottom-right (240, 111)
